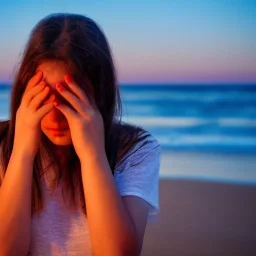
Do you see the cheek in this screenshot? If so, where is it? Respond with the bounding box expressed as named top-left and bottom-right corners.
top-left (40, 114), bottom-right (49, 128)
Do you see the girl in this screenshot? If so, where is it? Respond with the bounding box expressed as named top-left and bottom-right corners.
top-left (0, 13), bottom-right (161, 256)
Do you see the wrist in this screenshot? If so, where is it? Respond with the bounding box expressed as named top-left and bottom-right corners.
top-left (80, 151), bottom-right (108, 170)
top-left (11, 148), bottom-right (35, 164)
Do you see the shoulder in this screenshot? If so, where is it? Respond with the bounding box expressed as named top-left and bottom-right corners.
top-left (115, 131), bottom-right (161, 173)
top-left (129, 133), bottom-right (161, 166)
top-left (113, 131), bottom-right (162, 223)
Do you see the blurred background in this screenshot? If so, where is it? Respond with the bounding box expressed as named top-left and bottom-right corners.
top-left (0, 1), bottom-right (255, 255)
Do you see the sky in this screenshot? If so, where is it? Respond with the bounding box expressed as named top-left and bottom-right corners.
top-left (0, 0), bottom-right (255, 84)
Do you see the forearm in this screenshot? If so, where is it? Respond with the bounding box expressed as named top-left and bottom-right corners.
top-left (0, 151), bottom-right (34, 256)
top-left (81, 154), bottom-right (139, 256)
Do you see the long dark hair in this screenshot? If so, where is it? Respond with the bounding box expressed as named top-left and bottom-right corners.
top-left (0, 13), bottom-right (156, 217)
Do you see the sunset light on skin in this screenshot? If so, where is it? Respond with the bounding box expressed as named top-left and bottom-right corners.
top-left (38, 61), bottom-right (73, 147)
top-left (0, 0), bottom-right (255, 84)
top-left (37, 59), bottom-right (105, 163)
top-left (0, 3), bottom-right (255, 255)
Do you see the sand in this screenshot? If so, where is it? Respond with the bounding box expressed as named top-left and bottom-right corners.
top-left (141, 150), bottom-right (256, 256)
top-left (141, 178), bottom-right (256, 256)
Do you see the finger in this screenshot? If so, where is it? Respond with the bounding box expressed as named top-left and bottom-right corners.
top-left (22, 81), bottom-right (46, 108)
top-left (54, 86), bottom-right (76, 111)
top-left (54, 102), bottom-right (78, 119)
top-left (43, 93), bottom-right (56, 105)
top-left (36, 101), bottom-right (55, 120)
top-left (30, 86), bottom-right (53, 111)
top-left (25, 70), bottom-right (43, 93)
top-left (56, 82), bottom-right (85, 114)
top-left (64, 75), bottom-right (92, 107)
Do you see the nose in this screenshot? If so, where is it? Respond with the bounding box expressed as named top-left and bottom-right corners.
top-left (48, 104), bottom-right (67, 122)
top-left (43, 87), bottom-right (75, 123)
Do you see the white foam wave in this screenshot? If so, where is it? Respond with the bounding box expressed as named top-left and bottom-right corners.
top-left (157, 134), bottom-right (256, 146)
top-left (122, 91), bottom-right (256, 102)
top-left (122, 116), bottom-right (256, 127)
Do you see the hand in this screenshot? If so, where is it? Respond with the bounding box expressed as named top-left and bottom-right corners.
top-left (13, 71), bottom-right (55, 160)
top-left (53, 75), bottom-right (105, 161)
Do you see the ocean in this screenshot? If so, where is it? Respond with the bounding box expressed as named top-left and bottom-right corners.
top-left (0, 83), bottom-right (256, 154)
top-left (121, 84), bottom-right (256, 154)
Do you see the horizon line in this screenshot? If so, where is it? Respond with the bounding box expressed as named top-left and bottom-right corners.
top-left (0, 81), bottom-right (256, 86)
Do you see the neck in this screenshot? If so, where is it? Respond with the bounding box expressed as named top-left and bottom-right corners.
top-left (47, 143), bottom-right (73, 166)
top-left (57, 146), bottom-right (72, 162)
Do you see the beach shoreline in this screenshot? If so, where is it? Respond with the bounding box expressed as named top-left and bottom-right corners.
top-left (160, 149), bottom-right (256, 185)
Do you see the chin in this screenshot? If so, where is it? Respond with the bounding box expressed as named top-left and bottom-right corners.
top-left (50, 139), bottom-right (72, 146)
top-left (43, 129), bottom-right (72, 146)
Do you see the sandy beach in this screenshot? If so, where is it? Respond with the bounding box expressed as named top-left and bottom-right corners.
top-left (141, 150), bottom-right (256, 256)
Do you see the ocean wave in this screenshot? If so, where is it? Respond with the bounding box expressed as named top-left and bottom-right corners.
top-left (123, 116), bottom-right (256, 127)
top-left (122, 91), bottom-right (256, 103)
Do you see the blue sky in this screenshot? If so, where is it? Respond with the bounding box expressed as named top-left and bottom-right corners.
top-left (0, 0), bottom-right (255, 84)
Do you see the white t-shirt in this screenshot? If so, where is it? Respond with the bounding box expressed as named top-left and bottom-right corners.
top-left (28, 133), bottom-right (162, 255)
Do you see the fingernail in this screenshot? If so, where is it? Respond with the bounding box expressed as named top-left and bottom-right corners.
top-left (56, 83), bottom-right (63, 90)
top-left (64, 74), bottom-right (72, 83)
top-left (36, 70), bottom-right (42, 76)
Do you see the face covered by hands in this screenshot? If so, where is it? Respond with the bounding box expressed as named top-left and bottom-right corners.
top-left (51, 74), bottom-right (105, 162)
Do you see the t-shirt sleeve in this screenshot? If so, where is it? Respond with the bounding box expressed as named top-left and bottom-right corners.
top-left (114, 134), bottom-right (162, 224)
